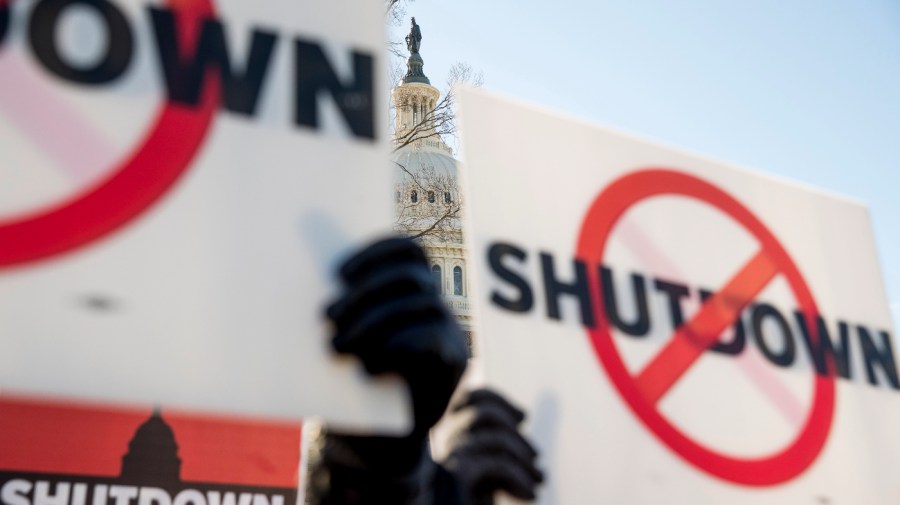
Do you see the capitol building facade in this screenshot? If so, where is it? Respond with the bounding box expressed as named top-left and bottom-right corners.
top-left (390, 19), bottom-right (472, 349)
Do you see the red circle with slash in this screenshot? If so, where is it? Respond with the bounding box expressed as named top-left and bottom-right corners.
top-left (0, 0), bottom-right (218, 268)
top-left (576, 168), bottom-right (835, 485)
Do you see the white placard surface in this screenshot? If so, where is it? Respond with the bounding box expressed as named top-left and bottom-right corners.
top-left (0, 0), bottom-right (408, 431)
top-left (458, 88), bottom-right (900, 504)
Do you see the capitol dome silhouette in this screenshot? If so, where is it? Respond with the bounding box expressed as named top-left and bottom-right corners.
top-left (120, 409), bottom-right (182, 485)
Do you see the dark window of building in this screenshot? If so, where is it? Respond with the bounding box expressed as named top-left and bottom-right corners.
top-left (431, 265), bottom-right (442, 294)
top-left (411, 190), bottom-right (418, 203)
top-left (453, 266), bottom-right (463, 296)
top-left (444, 191), bottom-right (452, 203)
top-left (428, 191), bottom-right (436, 203)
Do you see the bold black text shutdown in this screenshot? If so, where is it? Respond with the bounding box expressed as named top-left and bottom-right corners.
top-left (488, 242), bottom-right (899, 391)
top-left (0, 0), bottom-right (375, 139)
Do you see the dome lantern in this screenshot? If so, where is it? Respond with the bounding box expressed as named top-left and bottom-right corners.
top-left (391, 18), bottom-right (450, 154)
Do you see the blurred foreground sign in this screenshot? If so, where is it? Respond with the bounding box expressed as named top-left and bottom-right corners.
top-left (458, 88), bottom-right (900, 504)
top-left (0, 396), bottom-right (302, 503)
top-left (0, 0), bottom-right (407, 430)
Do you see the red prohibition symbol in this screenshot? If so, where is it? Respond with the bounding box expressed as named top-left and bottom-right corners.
top-left (0, 0), bottom-right (219, 268)
top-left (576, 169), bottom-right (835, 485)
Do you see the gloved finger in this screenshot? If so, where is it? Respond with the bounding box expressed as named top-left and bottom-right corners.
top-left (457, 426), bottom-right (539, 463)
top-left (465, 400), bottom-right (528, 433)
top-left (383, 317), bottom-right (468, 359)
top-left (453, 388), bottom-right (526, 426)
top-left (331, 293), bottom-right (446, 354)
top-left (326, 264), bottom-right (435, 324)
top-left (452, 434), bottom-right (543, 483)
top-left (339, 237), bottom-right (428, 285)
top-left (464, 452), bottom-right (544, 500)
top-left (366, 320), bottom-right (468, 376)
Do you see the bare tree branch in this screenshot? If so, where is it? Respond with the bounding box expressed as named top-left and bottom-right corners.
top-left (446, 62), bottom-right (484, 88)
top-left (393, 163), bottom-right (463, 242)
top-left (385, 7), bottom-right (482, 243)
top-left (385, 0), bottom-right (414, 57)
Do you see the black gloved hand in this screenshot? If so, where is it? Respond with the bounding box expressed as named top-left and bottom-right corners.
top-left (327, 236), bottom-right (469, 436)
top-left (311, 237), bottom-right (469, 505)
top-left (442, 389), bottom-right (545, 505)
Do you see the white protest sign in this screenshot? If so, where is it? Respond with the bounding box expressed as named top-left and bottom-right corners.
top-left (457, 88), bottom-right (900, 504)
top-left (0, 0), bottom-right (409, 431)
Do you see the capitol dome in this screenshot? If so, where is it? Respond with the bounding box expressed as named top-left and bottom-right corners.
top-left (391, 143), bottom-right (458, 181)
top-left (391, 18), bottom-right (470, 349)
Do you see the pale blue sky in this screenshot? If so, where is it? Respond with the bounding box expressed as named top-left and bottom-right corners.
top-left (390, 0), bottom-right (900, 331)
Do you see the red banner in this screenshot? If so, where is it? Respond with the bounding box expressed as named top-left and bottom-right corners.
top-left (0, 395), bottom-right (302, 505)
